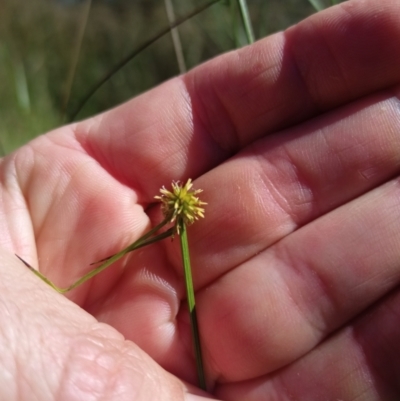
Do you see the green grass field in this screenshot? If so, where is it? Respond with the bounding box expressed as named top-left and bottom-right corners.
top-left (0, 0), bottom-right (341, 154)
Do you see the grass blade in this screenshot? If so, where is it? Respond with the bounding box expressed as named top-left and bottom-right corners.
top-left (68, 0), bottom-right (221, 122)
top-left (164, 0), bottom-right (187, 74)
top-left (61, 0), bottom-right (92, 120)
top-left (237, 0), bottom-right (254, 44)
top-left (18, 217), bottom-right (173, 293)
top-left (306, 0), bottom-right (325, 11)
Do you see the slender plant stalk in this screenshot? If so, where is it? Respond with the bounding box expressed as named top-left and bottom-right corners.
top-left (237, 0), bottom-right (254, 44)
top-left (62, 0), bottom-right (92, 120)
top-left (164, 0), bottom-right (187, 74)
top-left (68, 0), bottom-right (221, 121)
top-left (307, 0), bottom-right (325, 11)
top-left (179, 220), bottom-right (206, 391)
top-left (13, 56), bottom-right (31, 113)
top-left (0, 138), bottom-right (5, 157)
top-left (18, 217), bottom-right (173, 293)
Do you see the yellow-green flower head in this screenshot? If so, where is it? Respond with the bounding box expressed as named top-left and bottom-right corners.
top-left (155, 179), bottom-right (206, 232)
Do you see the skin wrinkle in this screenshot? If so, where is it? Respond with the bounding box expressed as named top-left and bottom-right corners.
top-left (162, 80), bottom-right (192, 153)
top-left (314, 124), bottom-right (353, 194)
top-left (319, 124), bottom-right (385, 190)
top-left (96, 114), bottom-right (129, 187)
top-left (333, 347), bottom-right (376, 401)
top-left (291, 22), bottom-right (333, 108)
top-left (93, 345), bottom-right (127, 399)
top-left (209, 32), bottom-right (319, 147)
top-left (11, 298), bottom-right (61, 401)
top-left (378, 300), bottom-right (400, 390)
top-left (157, 86), bottom-right (205, 187)
top-left (355, 292), bottom-right (400, 394)
top-left (202, 262), bottom-right (294, 381)
top-left (272, 142), bottom-right (316, 223)
top-left (327, 94), bottom-right (400, 187)
top-left (107, 267), bottom-right (179, 330)
top-left (34, 160), bottom-right (86, 256)
top-left (315, 12), bottom-right (354, 101)
top-left (17, 357), bottom-right (43, 401)
top-left (0, 303), bottom-right (18, 400)
top-left (326, 340), bottom-right (365, 400)
top-left (304, 255), bottom-right (348, 335)
top-left (273, 334), bottom-right (347, 399)
top-left (302, 328), bottom-right (380, 400)
top-left (286, 3), bottom-right (384, 113)
top-left (254, 162), bottom-right (294, 232)
top-left (56, 330), bottom-right (129, 400)
top-left (176, 80), bottom-right (212, 179)
top-left (350, 301), bottom-right (399, 399)
top-left (279, 225), bottom-right (353, 335)
top-left (4, 153), bottom-right (36, 258)
top-left (250, 138), bottom-right (315, 234)
top-left (282, 29), bottom-right (322, 116)
top-left (271, 245), bottom-right (328, 340)
top-left (36, 325), bottom-right (61, 389)
top-left (230, 45), bottom-right (286, 132)
top-left (237, 40), bottom-right (298, 145)
top-left (24, 139), bottom-right (82, 237)
top-left (350, 363), bottom-right (377, 401)
top-left (46, 126), bottom-right (88, 156)
top-left (184, 59), bottom-right (240, 155)
top-left (71, 117), bottom-right (112, 181)
top-left (74, 115), bottom-right (139, 195)
top-left (1, 187), bottom-right (25, 252)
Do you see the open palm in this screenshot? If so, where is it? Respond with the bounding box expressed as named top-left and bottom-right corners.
top-left (1, 1), bottom-right (400, 400)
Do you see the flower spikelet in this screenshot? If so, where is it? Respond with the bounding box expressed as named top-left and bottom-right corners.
top-left (155, 179), bottom-right (206, 233)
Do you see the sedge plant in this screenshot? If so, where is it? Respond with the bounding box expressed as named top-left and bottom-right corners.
top-left (17, 179), bottom-right (208, 390)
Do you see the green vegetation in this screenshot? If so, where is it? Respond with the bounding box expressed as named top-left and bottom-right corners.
top-left (0, 0), bottom-right (341, 154)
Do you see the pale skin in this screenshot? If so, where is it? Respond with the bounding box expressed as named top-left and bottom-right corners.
top-left (1, 0), bottom-right (400, 399)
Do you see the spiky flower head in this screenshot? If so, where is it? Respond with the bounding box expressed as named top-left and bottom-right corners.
top-left (155, 179), bottom-right (206, 233)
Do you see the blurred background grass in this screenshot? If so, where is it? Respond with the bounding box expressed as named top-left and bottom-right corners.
top-left (0, 0), bottom-right (342, 154)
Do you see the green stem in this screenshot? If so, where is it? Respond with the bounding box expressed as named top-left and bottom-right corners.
top-left (179, 220), bottom-right (206, 391)
top-left (90, 217), bottom-right (171, 265)
top-left (164, 0), bottom-right (187, 74)
top-left (306, 0), bottom-right (325, 11)
top-left (63, 227), bottom-right (174, 292)
top-left (68, 0), bottom-right (221, 121)
top-left (237, 0), bottom-right (254, 44)
top-left (19, 217), bottom-right (173, 293)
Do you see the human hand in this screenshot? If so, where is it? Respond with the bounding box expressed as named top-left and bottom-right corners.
top-left (1, 0), bottom-right (400, 399)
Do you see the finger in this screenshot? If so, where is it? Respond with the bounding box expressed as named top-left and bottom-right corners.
top-left (0, 249), bottom-right (212, 401)
top-left (8, 140), bottom-right (149, 303)
top-left (95, 85), bottom-right (400, 380)
top-left (171, 86), bottom-right (400, 286)
top-left (198, 177), bottom-right (400, 382)
top-left (215, 288), bottom-right (400, 401)
top-left (72, 0), bottom-right (400, 197)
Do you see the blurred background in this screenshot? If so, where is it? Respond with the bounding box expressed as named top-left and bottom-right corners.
top-left (0, 0), bottom-right (342, 154)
